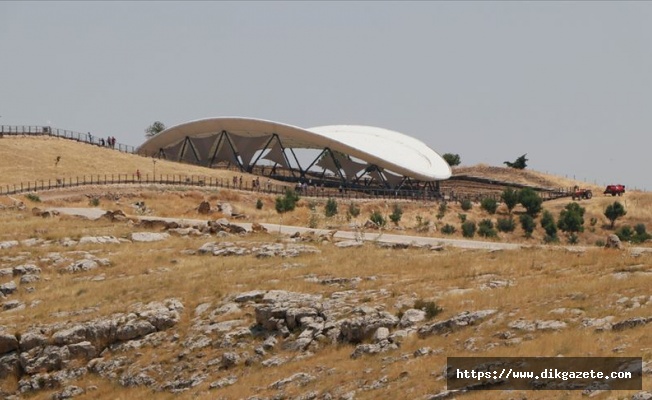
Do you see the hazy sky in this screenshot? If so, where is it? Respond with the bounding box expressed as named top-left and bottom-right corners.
top-left (1, 2), bottom-right (651, 190)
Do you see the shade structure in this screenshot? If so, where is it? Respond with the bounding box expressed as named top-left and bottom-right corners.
top-left (138, 117), bottom-right (452, 184)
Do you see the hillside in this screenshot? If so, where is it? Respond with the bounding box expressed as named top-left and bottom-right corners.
top-left (1, 136), bottom-right (651, 399)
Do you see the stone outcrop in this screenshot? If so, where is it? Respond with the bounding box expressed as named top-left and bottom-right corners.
top-left (418, 310), bottom-right (497, 337)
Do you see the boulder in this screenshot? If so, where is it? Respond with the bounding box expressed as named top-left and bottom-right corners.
top-left (606, 234), bottom-right (624, 249)
top-left (0, 331), bottom-right (19, 354)
top-left (0, 280), bottom-right (18, 295)
top-left (198, 201), bottom-right (211, 215)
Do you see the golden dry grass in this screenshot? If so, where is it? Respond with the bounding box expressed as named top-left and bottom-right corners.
top-left (2, 137), bottom-right (652, 399)
top-left (2, 208), bottom-right (651, 399)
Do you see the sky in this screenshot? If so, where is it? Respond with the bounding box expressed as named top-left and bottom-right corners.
top-left (1, 2), bottom-right (651, 190)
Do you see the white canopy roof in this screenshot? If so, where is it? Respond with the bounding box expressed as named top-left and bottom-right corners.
top-left (138, 117), bottom-right (451, 181)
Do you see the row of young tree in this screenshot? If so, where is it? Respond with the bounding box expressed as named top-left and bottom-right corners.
top-left (270, 187), bottom-right (648, 245)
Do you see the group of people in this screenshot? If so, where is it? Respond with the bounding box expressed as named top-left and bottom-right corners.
top-left (87, 132), bottom-right (117, 148)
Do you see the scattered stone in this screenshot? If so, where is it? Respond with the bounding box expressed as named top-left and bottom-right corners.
top-left (605, 234), bottom-right (623, 249)
top-left (209, 375), bottom-right (238, 389)
top-left (79, 236), bottom-right (121, 245)
top-left (64, 260), bottom-right (99, 273)
top-left (399, 309), bottom-right (426, 328)
top-left (3, 300), bottom-right (25, 311)
top-left (418, 310), bottom-right (497, 337)
top-left (198, 201), bottom-right (211, 215)
top-left (130, 232), bottom-right (170, 242)
top-left (0, 241), bottom-right (19, 250)
top-left (612, 317), bottom-right (652, 331)
top-left (335, 240), bottom-right (364, 248)
top-left (269, 372), bottom-right (315, 390)
top-left (0, 280), bottom-right (18, 295)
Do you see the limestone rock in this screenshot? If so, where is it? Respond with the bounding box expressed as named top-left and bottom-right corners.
top-left (130, 232), bottom-right (170, 242)
top-left (606, 234), bottom-right (623, 249)
top-left (418, 310), bottom-right (497, 337)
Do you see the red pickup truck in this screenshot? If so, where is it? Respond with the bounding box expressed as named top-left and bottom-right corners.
top-left (604, 185), bottom-right (625, 196)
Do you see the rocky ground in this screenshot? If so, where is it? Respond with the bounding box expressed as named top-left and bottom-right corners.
top-left (1, 197), bottom-right (652, 400)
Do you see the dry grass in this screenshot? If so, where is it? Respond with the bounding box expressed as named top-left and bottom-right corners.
top-left (2, 137), bottom-right (652, 399)
top-left (3, 208), bottom-right (652, 400)
top-left (0, 136), bottom-right (264, 188)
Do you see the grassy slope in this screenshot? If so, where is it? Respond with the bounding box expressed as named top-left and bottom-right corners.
top-left (0, 136), bottom-right (259, 188)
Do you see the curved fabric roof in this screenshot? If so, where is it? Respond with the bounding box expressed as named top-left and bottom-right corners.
top-left (138, 117), bottom-right (451, 181)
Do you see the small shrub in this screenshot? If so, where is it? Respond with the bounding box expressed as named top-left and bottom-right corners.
top-left (26, 193), bottom-right (41, 202)
top-left (519, 214), bottom-right (536, 238)
top-left (441, 224), bottom-right (456, 235)
top-left (415, 215), bottom-right (430, 232)
top-left (540, 209), bottom-right (558, 242)
top-left (89, 197), bottom-right (100, 207)
top-left (348, 202), bottom-right (361, 218)
top-left (256, 199), bottom-right (263, 210)
top-left (461, 221), bottom-right (476, 238)
top-left (436, 202), bottom-right (447, 220)
top-left (414, 299), bottom-right (442, 320)
top-left (478, 219), bottom-right (497, 238)
top-left (590, 217), bottom-right (597, 227)
top-left (458, 213), bottom-right (467, 223)
top-left (480, 198), bottom-right (498, 214)
top-left (518, 188), bottom-right (542, 217)
top-left (370, 211), bottom-right (386, 227)
top-left (275, 189), bottom-right (299, 213)
top-left (389, 203), bottom-right (403, 225)
top-left (616, 225), bottom-right (633, 242)
top-left (309, 213), bottom-right (319, 229)
top-left (324, 198), bottom-right (338, 217)
top-left (595, 239), bottom-right (605, 247)
top-left (501, 188), bottom-right (519, 214)
top-left (496, 217), bottom-right (516, 233)
top-left (632, 223), bottom-right (651, 244)
top-left (567, 233), bottom-right (580, 245)
top-left (460, 199), bottom-right (472, 211)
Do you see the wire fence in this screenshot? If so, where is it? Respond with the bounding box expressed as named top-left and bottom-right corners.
top-left (0, 172), bottom-right (575, 205)
top-left (0, 125), bottom-right (138, 153)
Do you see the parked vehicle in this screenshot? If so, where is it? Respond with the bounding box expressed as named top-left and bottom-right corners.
top-left (571, 187), bottom-right (592, 200)
top-left (604, 184), bottom-right (626, 196)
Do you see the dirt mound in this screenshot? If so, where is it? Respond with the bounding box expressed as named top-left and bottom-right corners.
top-left (453, 164), bottom-right (598, 190)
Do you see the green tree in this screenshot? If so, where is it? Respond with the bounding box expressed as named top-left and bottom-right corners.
top-left (496, 217), bottom-right (516, 233)
top-left (348, 202), bottom-right (361, 218)
top-left (558, 202), bottom-right (585, 242)
top-left (540, 209), bottom-right (558, 242)
top-left (604, 201), bottom-right (627, 229)
top-left (461, 221), bottom-right (476, 238)
top-left (478, 219), bottom-right (498, 238)
top-left (145, 121), bottom-right (166, 137)
top-left (460, 199), bottom-right (473, 211)
top-left (518, 188), bottom-right (542, 217)
top-left (275, 189), bottom-right (299, 233)
top-left (389, 203), bottom-right (403, 225)
top-left (324, 198), bottom-right (338, 218)
top-left (501, 188), bottom-right (519, 214)
top-left (370, 211), bottom-right (386, 228)
top-left (275, 189), bottom-right (299, 213)
top-left (480, 197), bottom-right (498, 214)
top-left (504, 153), bottom-right (528, 169)
top-left (442, 153), bottom-right (461, 167)
top-left (519, 214), bottom-right (536, 238)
